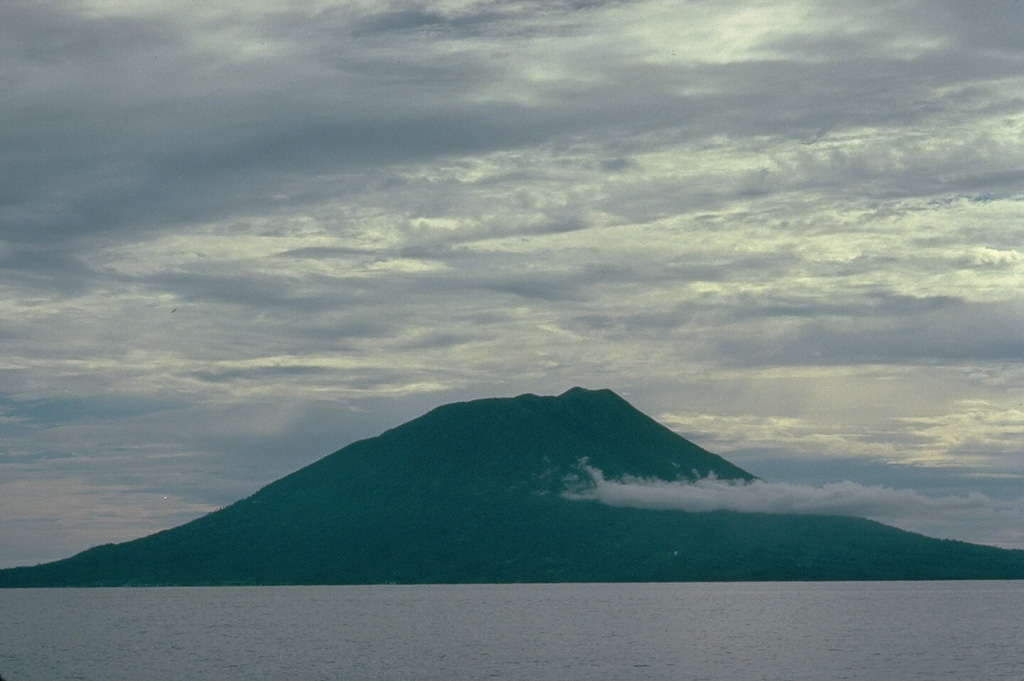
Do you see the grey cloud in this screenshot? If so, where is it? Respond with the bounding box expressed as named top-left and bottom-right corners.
top-left (0, 450), bottom-right (76, 465)
top-left (347, 0), bottom-right (628, 39)
top-left (0, 395), bottom-right (187, 438)
top-left (0, 244), bottom-right (97, 295)
top-left (567, 289), bottom-right (1024, 368)
top-left (274, 246), bottom-right (372, 260)
top-left (483, 278), bottom-right (582, 302)
top-left (897, 0), bottom-right (1024, 55)
top-left (142, 271), bottom-right (337, 312)
top-left (767, 298), bottom-right (1024, 365)
top-left (773, 1), bottom-right (1024, 63)
top-left (349, 7), bottom-right (508, 38)
top-left (743, 293), bottom-right (962, 321)
top-left (4, 0), bottom-right (1018, 262)
top-left (707, 316), bottom-right (1022, 369)
top-left (599, 158), bottom-right (635, 172)
top-left (393, 330), bottom-right (481, 351)
top-left (350, 8), bottom-right (453, 36)
top-left (190, 365), bottom-right (330, 384)
top-left (726, 449), bottom-right (1024, 498)
top-left (475, 260), bottom-right (637, 302)
top-left (0, 0), bottom-right (180, 64)
top-left (571, 307), bottom-right (695, 335)
top-left (567, 277), bottom-right (957, 340)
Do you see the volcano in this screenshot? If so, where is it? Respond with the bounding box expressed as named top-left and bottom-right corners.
top-left (2, 387), bottom-right (1022, 586)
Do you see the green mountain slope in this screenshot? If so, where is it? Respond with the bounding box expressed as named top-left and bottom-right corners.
top-left (2, 388), bottom-right (1022, 586)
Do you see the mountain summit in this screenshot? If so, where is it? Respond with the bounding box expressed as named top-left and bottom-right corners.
top-left (2, 388), bottom-right (1022, 586)
top-left (359, 386), bottom-right (757, 488)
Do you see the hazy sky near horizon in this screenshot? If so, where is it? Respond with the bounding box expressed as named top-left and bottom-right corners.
top-left (2, 0), bottom-right (1023, 567)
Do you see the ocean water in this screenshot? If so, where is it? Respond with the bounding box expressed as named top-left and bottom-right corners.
top-left (1, 581), bottom-right (1022, 681)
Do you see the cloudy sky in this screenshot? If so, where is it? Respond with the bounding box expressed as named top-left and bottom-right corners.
top-left (2, 0), bottom-right (1023, 568)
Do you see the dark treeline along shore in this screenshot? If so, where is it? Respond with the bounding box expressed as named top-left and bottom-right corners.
top-left (2, 388), bottom-right (1023, 586)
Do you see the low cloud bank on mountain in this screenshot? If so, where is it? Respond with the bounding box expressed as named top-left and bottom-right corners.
top-left (564, 463), bottom-right (1019, 532)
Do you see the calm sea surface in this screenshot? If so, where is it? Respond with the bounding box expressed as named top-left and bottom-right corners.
top-left (1, 581), bottom-right (1022, 681)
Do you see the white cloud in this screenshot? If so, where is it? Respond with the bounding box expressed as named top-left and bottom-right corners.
top-left (564, 464), bottom-right (1024, 548)
top-left (968, 247), bottom-right (1022, 267)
